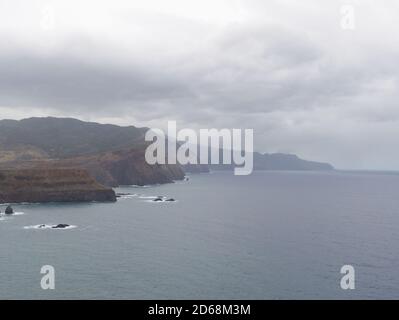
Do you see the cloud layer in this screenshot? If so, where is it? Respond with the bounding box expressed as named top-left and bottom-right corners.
top-left (1, 0), bottom-right (399, 169)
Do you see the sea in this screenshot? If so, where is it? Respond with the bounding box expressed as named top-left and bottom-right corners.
top-left (1, 170), bottom-right (399, 299)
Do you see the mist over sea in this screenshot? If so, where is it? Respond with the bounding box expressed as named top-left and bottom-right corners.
top-left (1, 171), bottom-right (399, 299)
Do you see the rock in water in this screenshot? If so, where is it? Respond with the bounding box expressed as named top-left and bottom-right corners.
top-left (116, 193), bottom-right (132, 198)
top-left (5, 205), bottom-right (14, 215)
top-left (52, 224), bottom-right (70, 229)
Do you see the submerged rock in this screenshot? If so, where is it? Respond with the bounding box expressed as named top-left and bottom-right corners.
top-left (52, 224), bottom-right (70, 229)
top-left (5, 205), bottom-right (14, 215)
top-left (116, 193), bottom-right (132, 198)
top-left (152, 196), bottom-right (176, 202)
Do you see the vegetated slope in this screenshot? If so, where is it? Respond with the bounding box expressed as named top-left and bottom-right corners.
top-left (0, 168), bottom-right (116, 203)
top-left (0, 117), bottom-right (185, 185)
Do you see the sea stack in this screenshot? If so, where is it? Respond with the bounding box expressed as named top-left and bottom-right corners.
top-left (5, 205), bottom-right (14, 214)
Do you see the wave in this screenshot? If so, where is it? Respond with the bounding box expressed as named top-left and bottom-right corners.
top-left (139, 195), bottom-right (159, 199)
top-left (145, 199), bottom-right (178, 203)
top-left (24, 224), bottom-right (77, 230)
top-left (0, 211), bottom-right (24, 216)
top-left (120, 184), bottom-right (156, 188)
top-left (116, 193), bottom-right (138, 199)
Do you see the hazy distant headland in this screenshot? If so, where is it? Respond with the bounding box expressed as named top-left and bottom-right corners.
top-left (183, 152), bottom-right (333, 173)
top-left (0, 117), bottom-right (334, 203)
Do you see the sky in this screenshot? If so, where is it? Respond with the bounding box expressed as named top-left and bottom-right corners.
top-left (0, 0), bottom-right (398, 169)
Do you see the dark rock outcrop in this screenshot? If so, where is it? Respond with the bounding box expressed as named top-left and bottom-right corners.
top-left (116, 193), bottom-right (133, 198)
top-left (5, 205), bottom-right (13, 214)
top-left (0, 169), bottom-right (116, 203)
top-left (52, 224), bottom-right (70, 229)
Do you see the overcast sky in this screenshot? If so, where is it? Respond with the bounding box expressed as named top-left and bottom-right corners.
top-left (0, 0), bottom-right (398, 169)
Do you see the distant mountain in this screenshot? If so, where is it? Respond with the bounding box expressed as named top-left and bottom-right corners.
top-left (0, 117), bottom-right (334, 188)
top-left (252, 152), bottom-right (333, 171)
top-left (184, 151), bottom-right (334, 172)
top-left (0, 117), bottom-right (184, 186)
top-left (0, 117), bottom-right (147, 159)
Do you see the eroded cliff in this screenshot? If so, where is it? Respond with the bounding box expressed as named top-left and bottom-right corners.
top-left (0, 169), bottom-right (116, 203)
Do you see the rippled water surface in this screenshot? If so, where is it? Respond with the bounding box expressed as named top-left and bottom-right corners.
top-left (1, 171), bottom-right (399, 299)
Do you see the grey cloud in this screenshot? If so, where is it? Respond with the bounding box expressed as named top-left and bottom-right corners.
top-left (1, 1), bottom-right (399, 169)
top-left (0, 49), bottom-right (193, 112)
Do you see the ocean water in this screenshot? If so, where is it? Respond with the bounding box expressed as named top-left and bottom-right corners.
top-left (1, 170), bottom-right (399, 299)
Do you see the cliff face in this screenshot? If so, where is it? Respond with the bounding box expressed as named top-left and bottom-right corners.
top-left (0, 147), bottom-right (185, 187)
top-left (0, 118), bottom-right (335, 189)
top-left (50, 148), bottom-right (185, 187)
top-left (181, 163), bottom-right (210, 174)
top-left (0, 169), bottom-right (116, 203)
top-left (0, 117), bottom-right (185, 186)
top-left (98, 151), bottom-right (185, 186)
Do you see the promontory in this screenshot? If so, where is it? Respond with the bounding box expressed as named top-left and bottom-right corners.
top-left (0, 168), bottom-right (116, 204)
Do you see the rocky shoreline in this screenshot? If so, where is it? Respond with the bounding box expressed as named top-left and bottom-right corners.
top-left (0, 117), bottom-right (335, 204)
top-left (0, 168), bottom-right (116, 204)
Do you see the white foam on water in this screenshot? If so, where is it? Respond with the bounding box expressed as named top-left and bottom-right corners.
top-left (117, 194), bottom-right (138, 199)
top-left (122, 184), bottom-right (156, 188)
top-left (24, 224), bottom-right (77, 230)
top-left (24, 224), bottom-right (51, 230)
top-left (0, 211), bottom-right (24, 216)
top-left (145, 198), bottom-right (178, 203)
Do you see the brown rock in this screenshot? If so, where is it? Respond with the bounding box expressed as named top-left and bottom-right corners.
top-left (0, 169), bottom-right (116, 204)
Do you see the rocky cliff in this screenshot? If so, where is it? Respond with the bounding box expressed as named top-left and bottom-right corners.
top-left (0, 147), bottom-right (185, 187)
top-left (27, 147), bottom-right (185, 187)
top-left (0, 117), bottom-right (185, 186)
top-left (0, 169), bottom-right (116, 203)
top-left (0, 118), bottom-right (334, 190)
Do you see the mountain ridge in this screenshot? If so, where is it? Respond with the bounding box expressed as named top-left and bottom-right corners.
top-left (0, 117), bottom-right (185, 186)
top-left (0, 117), bottom-right (334, 186)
